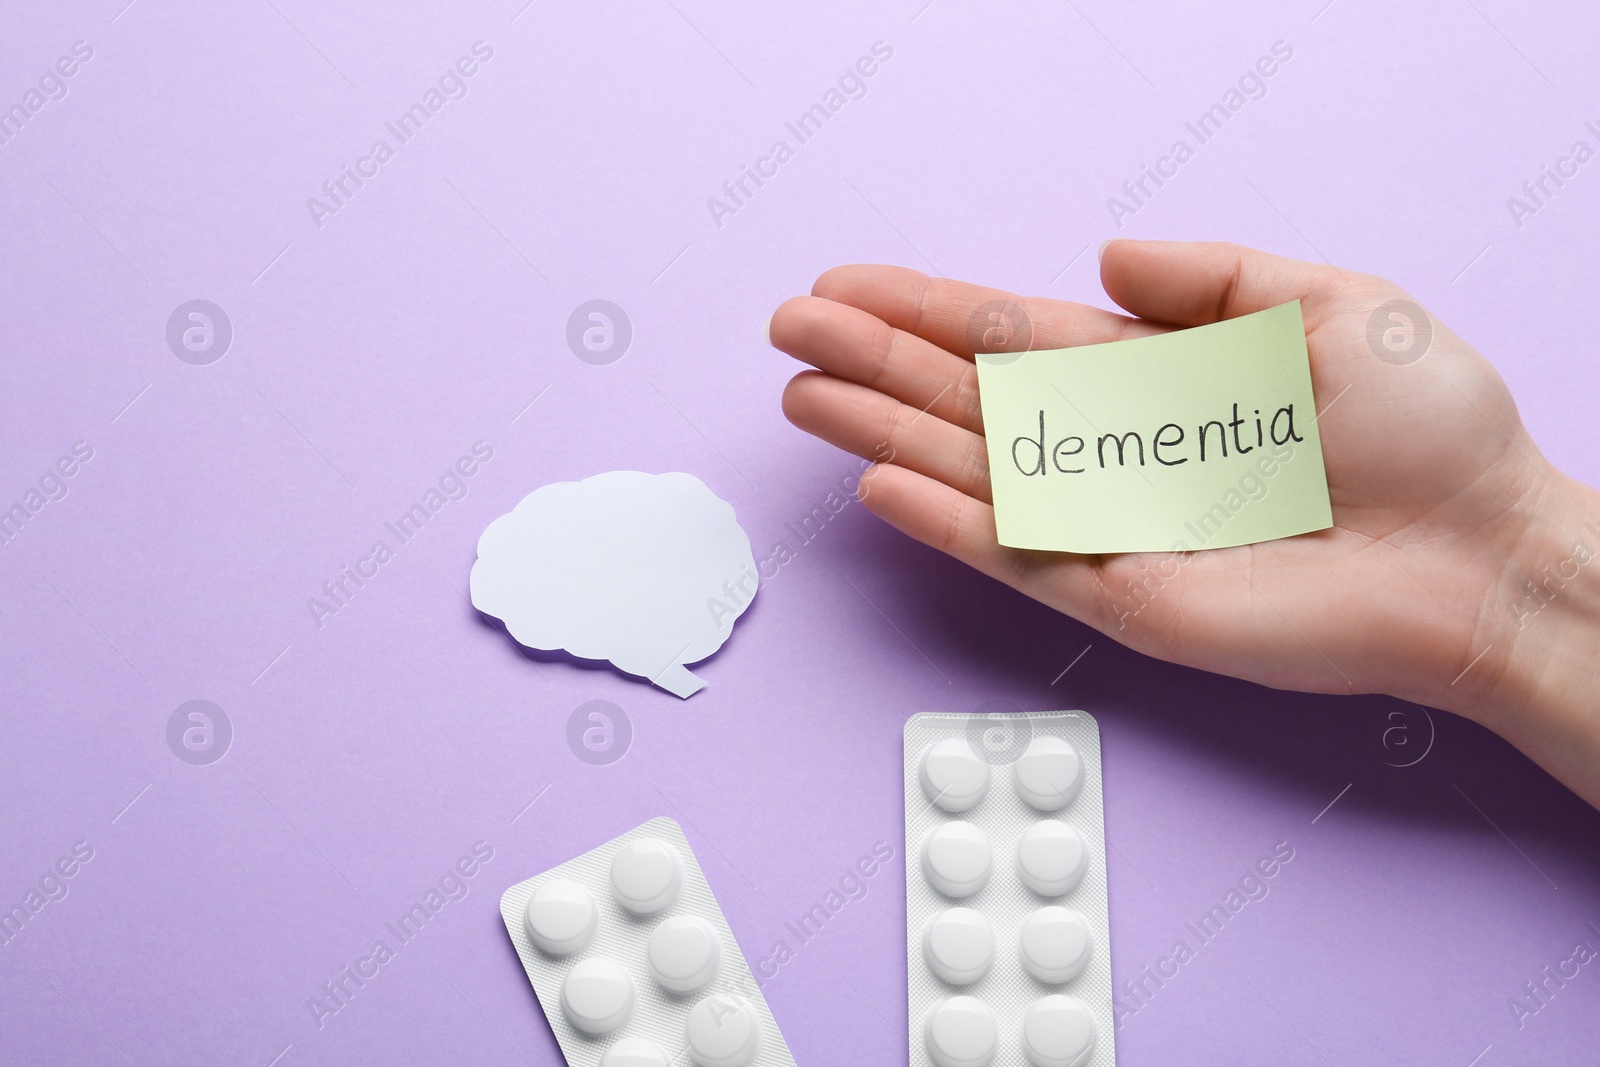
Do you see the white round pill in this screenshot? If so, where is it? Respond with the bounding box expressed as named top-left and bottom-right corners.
top-left (685, 994), bottom-right (762, 1067)
top-left (921, 822), bottom-right (992, 898)
top-left (1020, 995), bottom-right (1097, 1067)
top-left (648, 914), bottom-right (723, 993)
top-left (921, 907), bottom-right (995, 986)
top-left (610, 837), bottom-right (684, 916)
top-left (920, 738), bottom-right (991, 812)
top-left (1018, 906), bottom-right (1094, 984)
top-left (523, 878), bottom-right (599, 956)
top-left (1014, 736), bottom-right (1083, 811)
top-left (600, 1037), bottom-right (673, 1067)
top-left (560, 957), bottom-right (635, 1035)
top-left (923, 996), bottom-right (998, 1067)
top-left (1016, 820), bottom-right (1089, 897)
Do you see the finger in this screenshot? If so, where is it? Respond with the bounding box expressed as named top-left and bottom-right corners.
top-left (810, 264), bottom-right (1160, 360)
top-left (769, 295), bottom-right (983, 434)
top-left (783, 371), bottom-right (992, 502)
top-left (1099, 239), bottom-right (1346, 327)
top-left (854, 463), bottom-right (1115, 631)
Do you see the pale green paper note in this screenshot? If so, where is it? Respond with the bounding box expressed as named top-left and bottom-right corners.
top-left (975, 300), bottom-right (1332, 554)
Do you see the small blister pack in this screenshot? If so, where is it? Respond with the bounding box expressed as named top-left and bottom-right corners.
top-left (499, 817), bottom-right (796, 1067)
top-left (903, 712), bottom-right (1116, 1067)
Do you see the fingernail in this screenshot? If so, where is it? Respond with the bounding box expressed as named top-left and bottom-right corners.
top-left (1097, 239), bottom-right (1117, 263)
top-left (761, 316), bottom-right (772, 346)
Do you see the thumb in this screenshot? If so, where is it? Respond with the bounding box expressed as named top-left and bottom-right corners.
top-left (1099, 239), bottom-right (1345, 327)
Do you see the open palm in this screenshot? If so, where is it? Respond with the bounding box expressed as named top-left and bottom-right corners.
top-left (771, 240), bottom-right (1563, 714)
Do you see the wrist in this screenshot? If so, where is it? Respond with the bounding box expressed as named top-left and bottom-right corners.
top-left (1451, 469), bottom-right (1600, 805)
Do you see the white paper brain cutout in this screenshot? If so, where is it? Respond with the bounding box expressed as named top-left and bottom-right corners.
top-left (470, 471), bottom-right (758, 698)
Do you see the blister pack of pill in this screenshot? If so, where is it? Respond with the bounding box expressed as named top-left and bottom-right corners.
top-left (499, 816), bottom-right (796, 1067)
top-left (904, 712), bottom-right (1116, 1067)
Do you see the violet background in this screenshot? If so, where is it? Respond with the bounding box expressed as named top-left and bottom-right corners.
top-left (3, 1), bottom-right (1599, 1064)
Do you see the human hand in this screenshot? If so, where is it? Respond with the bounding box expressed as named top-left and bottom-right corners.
top-left (770, 240), bottom-right (1600, 806)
